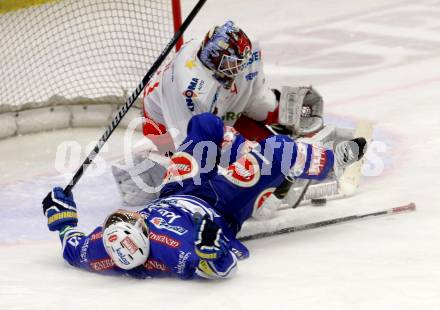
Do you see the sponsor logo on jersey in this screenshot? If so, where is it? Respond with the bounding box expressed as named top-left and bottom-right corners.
top-left (254, 188), bottom-right (275, 210)
top-left (291, 143), bottom-right (308, 177)
top-left (156, 209), bottom-right (181, 224)
top-left (183, 77), bottom-right (200, 111)
top-left (185, 59), bottom-right (197, 69)
top-left (121, 237), bottom-right (139, 255)
top-left (164, 152), bottom-right (199, 183)
top-left (177, 251), bottom-right (191, 274)
top-left (90, 231), bottom-right (103, 241)
top-left (66, 233), bottom-right (83, 248)
top-left (197, 79), bottom-right (205, 91)
top-left (149, 231), bottom-right (180, 248)
top-left (221, 111), bottom-right (242, 122)
top-left (245, 71), bottom-right (259, 81)
top-left (246, 50), bottom-right (261, 66)
top-left (80, 238), bottom-right (90, 263)
top-left (223, 152), bottom-right (260, 187)
top-left (150, 217), bottom-right (188, 235)
top-left (145, 259), bottom-right (170, 272)
top-left (308, 145), bottom-right (328, 176)
top-left (90, 258), bottom-right (115, 272)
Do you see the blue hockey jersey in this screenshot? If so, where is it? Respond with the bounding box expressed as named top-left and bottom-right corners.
top-left (55, 113), bottom-right (336, 280)
top-left (60, 195), bottom-right (249, 280)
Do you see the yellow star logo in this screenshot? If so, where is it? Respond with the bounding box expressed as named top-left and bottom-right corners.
top-left (185, 59), bottom-right (197, 69)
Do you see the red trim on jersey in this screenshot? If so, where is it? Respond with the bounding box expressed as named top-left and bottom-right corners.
top-left (143, 109), bottom-right (167, 136)
top-left (171, 0), bottom-right (183, 51)
top-left (142, 108), bottom-right (175, 155)
top-left (230, 82), bottom-right (238, 94)
top-left (233, 115), bottom-right (272, 142)
top-left (145, 81), bottom-right (160, 96)
top-left (264, 105), bottom-right (279, 125)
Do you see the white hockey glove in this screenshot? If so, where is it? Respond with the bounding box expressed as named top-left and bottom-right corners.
top-left (278, 86), bottom-right (324, 136)
top-left (332, 137), bottom-right (367, 177)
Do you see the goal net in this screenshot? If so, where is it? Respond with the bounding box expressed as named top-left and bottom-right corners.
top-left (0, 0), bottom-right (182, 138)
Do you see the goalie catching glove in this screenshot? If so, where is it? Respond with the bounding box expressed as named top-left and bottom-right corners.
top-left (42, 187), bottom-right (78, 231)
top-left (193, 213), bottom-right (228, 261)
top-left (278, 85), bottom-right (324, 136)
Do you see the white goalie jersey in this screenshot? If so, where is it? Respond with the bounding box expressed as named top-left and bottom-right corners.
top-left (142, 39), bottom-right (277, 147)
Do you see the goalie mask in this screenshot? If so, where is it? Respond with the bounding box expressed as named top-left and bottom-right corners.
top-left (198, 21), bottom-right (252, 86)
top-left (102, 210), bottom-right (150, 270)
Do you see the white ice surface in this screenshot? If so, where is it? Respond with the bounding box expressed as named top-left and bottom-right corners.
top-left (1, 0), bottom-right (440, 309)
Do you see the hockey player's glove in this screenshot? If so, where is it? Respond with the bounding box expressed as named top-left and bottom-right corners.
top-left (42, 187), bottom-right (78, 231)
top-left (193, 214), bottom-right (228, 261)
top-left (333, 137), bottom-right (367, 175)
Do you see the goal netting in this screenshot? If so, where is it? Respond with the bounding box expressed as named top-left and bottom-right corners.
top-left (0, 0), bottom-right (182, 138)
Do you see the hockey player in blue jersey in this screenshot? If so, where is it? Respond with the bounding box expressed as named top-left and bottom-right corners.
top-left (43, 113), bottom-right (366, 280)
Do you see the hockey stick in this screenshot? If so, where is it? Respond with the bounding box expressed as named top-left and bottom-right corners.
top-left (63, 0), bottom-right (207, 194)
top-left (265, 124), bottom-right (312, 209)
top-left (239, 202), bottom-right (416, 241)
top-left (291, 179), bottom-right (312, 208)
top-left (284, 121), bottom-right (374, 208)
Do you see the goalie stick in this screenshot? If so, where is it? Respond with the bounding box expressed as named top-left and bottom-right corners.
top-left (63, 0), bottom-right (207, 194)
top-left (239, 202), bottom-right (416, 241)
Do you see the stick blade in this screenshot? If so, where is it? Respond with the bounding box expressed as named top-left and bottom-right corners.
top-left (390, 202), bottom-right (417, 214)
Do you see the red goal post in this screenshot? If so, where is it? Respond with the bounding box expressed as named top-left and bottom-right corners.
top-left (172, 0), bottom-right (184, 51)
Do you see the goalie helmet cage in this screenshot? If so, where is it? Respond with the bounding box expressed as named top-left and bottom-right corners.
top-left (0, 0), bottom-right (183, 139)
